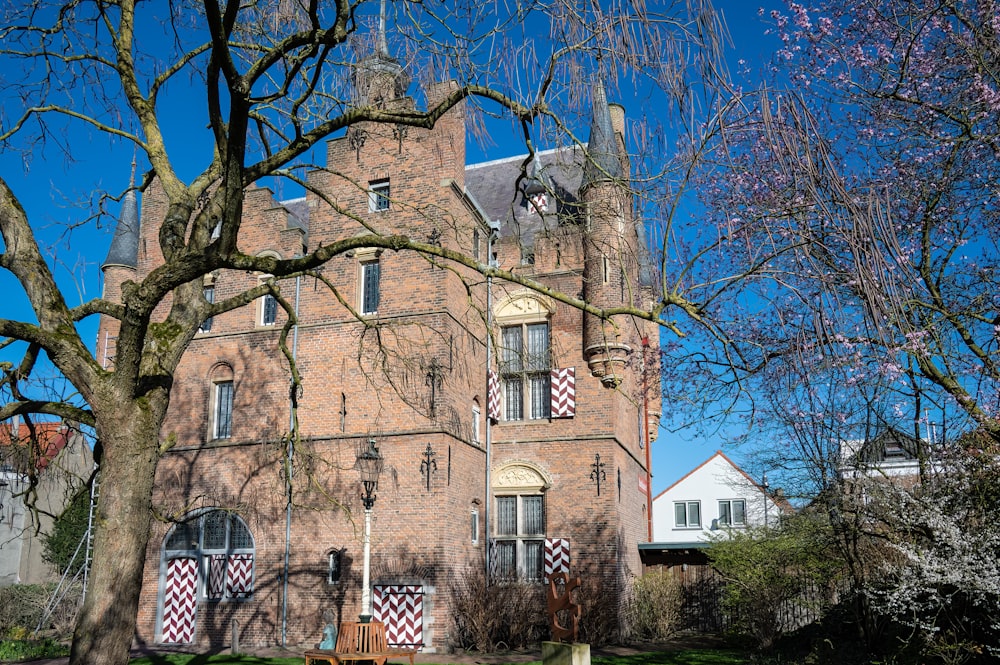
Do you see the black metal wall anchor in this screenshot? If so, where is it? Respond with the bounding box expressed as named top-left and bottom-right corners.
top-left (590, 453), bottom-right (607, 496)
top-left (420, 442), bottom-right (438, 491)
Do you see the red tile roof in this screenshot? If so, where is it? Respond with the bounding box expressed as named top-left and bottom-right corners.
top-left (0, 421), bottom-right (71, 470)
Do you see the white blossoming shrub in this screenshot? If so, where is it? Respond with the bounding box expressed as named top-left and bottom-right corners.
top-left (861, 439), bottom-right (1000, 663)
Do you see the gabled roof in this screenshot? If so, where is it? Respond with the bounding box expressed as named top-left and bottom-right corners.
top-left (653, 449), bottom-right (792, 514)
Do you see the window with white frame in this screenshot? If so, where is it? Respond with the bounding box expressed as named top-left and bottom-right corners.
top-left (368, 179), bottom-right (390, 212)
top-left (470, 509), bottom-right (479, 545)
top-left (212, 380), bottom-right (234, 440)
top-left (360, 259), bottom-right (380, 315)
top-left (718, 499), bottom-right (746, 527)
top-left (494, 494), bottom-right (545, 581)
top-left (163, 510), bottom-right (255, 601)
top-left (674, 500), bottom-right (701, 528)
top-left (500, 322), bottom-right (550, 421)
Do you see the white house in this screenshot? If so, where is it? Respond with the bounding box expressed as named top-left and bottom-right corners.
top-left (651, 451), bottom-right (787, 544)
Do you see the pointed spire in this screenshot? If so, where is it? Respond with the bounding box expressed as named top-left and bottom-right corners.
top-left (376, 0), bottom-right (389, 58)
top-left (102, 164), bottom-right (140, 271)
top-left (581, 80), bottom-right (623, 189)
top-left (353, 0), bottom-right (409, 103)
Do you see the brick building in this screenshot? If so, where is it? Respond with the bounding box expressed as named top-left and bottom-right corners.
top-left (97, 39), bottom-right (661, 651)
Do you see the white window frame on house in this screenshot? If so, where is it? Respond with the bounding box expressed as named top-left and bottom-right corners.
top-left (368, 179), bottom-right (390, 212)
top-left (494, 493), bottom-right (545, 582)
top-left (470, 508), bottom-right (479, 545)
top-left (212, 380), bottom-right (234, 440)
top-left (674, 500), bottom-right (701, 528)
top-left (162, 509), bottom-right (255, 602)
top-left (500, 322), bottom-right (551, 421)
top-left (718, 499), bottom-right (746, 527)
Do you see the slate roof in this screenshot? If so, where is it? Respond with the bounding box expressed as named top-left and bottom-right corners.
top-left (580, 81), bottom-right (623, 188)
top-left (102, 188), bottom-right (140, 270)
top-left (463, 145), bottom-right (586, 246)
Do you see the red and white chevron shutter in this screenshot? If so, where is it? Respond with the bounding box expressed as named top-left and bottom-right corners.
top-left (487, 370), bottom-right (501, 422)
top-left (207, 554), bottom-right (227, 599)
top-left (544, 538), bottom-right (571, 580)
top-left (161, 557), bottom-right (198, 644)
top-left (373, 585), bottom-right (423, 648)
top-left (550, 367), bottom-right (576, 418)
top-left (226, 553), bottom-right (254, 598)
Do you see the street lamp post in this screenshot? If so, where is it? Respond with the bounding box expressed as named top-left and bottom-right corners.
top-left (355, 438), bottom-right (384, 623)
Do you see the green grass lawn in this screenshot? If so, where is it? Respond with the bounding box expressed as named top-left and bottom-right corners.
top-left (128, 651), bottom-right (747, 665)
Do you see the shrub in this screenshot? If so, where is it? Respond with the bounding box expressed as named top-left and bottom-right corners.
top-left (627, 570), bottom-right (684, 641)
top-left (450, 566), bottom-right (546, 652)
top-left (0, 583), bottom-right (82, 638)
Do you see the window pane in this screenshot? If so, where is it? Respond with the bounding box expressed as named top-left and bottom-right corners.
top-left (524, 540), bottom-right (544, 580)
top-left (203, 511), bottom-right (227, 550)
top-left (362, 261), bottom-right (380, 314)
top-left (733, 500), bottom-right (746, 525)
top-left (496, 497), bottom-right (516, 536)
top-left (495, 541), bottom-right (516, 579)
top-left (262, 293), bottom-right (277, 325)
top-left (522, 496), bottom-right (544, 535)
top-left (525, 323), bottom-right (549, 371)
top-left (503, 377), bottom-right (523, 421)
top-left (166, 521), bottom-right (199, 552)
top-left (201, 287), bottom-right (214, 332)
top-left (215, 381), bottom-right (233, 439)
top-left (674, 502), bottom-right (687, 527)
top-left (501, 326), bottom-right (523, 372)
top-left (229, 517), bottom-right (252, 549)
top-left (719, 501), bottom-right (731, 526)
top-left (529, 373), bottom-right (550, 420)
top-left (689, 502), bottom-right (701, 527)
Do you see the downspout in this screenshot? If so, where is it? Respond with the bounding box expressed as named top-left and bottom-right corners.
top-left (484, 220), bottom-right (500, 582)
top-left (281, 271), bottom-right (302, 646)
top-left (641, 336), bottom-right (652, 542)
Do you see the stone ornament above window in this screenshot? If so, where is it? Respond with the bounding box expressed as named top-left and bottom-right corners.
top-left (493, 461), bottom-right (551, 491)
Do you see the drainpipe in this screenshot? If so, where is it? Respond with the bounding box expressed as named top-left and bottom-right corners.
top-left (484, 220), bottom-right (500, 582)
top-left (281, 270), bottom-right (302, 646)
top-left (642, 336), bottom-right (653, 542)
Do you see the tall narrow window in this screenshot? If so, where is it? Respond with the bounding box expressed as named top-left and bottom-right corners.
top-left (361, 259), bottom-right (380, 315)
top-left (473, 229), bottom-right (481, 261)
top-left (261, 293), bottom-right (277, 326)
top-left (369, 179), bottom-right (390, 212)
top-left (213, 381), bottom-right (234, 439)
top-left (500, 322), bottom-right (550, 421)
top-left (200, 286), bottom-right (215, 333)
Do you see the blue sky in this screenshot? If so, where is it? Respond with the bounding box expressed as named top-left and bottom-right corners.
top-left (0, 1), bottom-right (784, 496)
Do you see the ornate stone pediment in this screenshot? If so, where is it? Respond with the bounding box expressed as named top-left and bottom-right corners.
top-left (492, 460), bottom-right (551, 491)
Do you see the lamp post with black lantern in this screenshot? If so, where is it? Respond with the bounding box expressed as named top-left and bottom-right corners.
top-left (355, 438), bottom-right (384, 623)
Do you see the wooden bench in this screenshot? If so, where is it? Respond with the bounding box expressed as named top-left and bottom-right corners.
top-left (304, 620), bottom-right (417, 665)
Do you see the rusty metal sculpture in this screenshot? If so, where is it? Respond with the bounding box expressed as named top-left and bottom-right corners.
top-left (546, 572), bottom-right (582, 643)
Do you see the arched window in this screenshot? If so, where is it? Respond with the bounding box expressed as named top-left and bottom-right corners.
top-left (163, 509), bottom-right (255, 601)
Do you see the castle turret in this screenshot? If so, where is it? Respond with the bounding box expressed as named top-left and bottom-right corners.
top-left (98, 163), bottom-right (141, 369)
top-left (581, 82), bottom-right (635, 387)
top-left (352, 0), bottom-right (409, 107)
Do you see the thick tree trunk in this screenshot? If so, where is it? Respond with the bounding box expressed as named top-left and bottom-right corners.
top-left (70, 400), bottom-right (162, 665)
